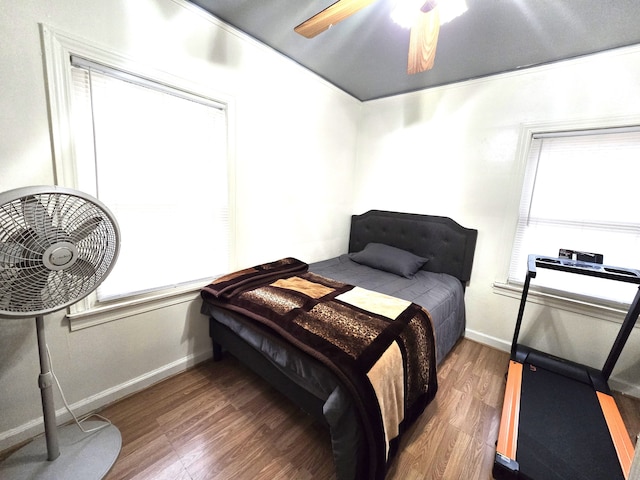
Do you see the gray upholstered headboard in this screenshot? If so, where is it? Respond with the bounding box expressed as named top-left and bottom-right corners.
top-left (348, 210), bottom-right (478, 286)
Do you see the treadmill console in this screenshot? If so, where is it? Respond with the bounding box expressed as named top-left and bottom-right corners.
top-left (530, 254), bottom-right (640, 284)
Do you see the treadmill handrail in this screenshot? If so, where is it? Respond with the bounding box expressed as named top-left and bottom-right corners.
top-left (514, 254), bottom-right (640, 381)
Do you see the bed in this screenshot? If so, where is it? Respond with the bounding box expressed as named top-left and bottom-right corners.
top-left (200, 210), bottom-right (477, 480)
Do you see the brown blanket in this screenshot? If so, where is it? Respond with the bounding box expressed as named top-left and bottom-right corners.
top-left (201, 258), bottom-right (437, 480)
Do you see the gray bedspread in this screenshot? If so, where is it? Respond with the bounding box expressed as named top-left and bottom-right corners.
top-left (310, 254), bottom-right (465, 365)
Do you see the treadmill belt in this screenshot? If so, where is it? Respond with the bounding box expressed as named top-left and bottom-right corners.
top-left (519, 363), bottom-right (624, 480)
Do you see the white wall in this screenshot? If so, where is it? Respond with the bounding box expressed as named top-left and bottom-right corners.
top-left (355, 44), bottom-right (640, 395)
top-left (0, 0), bottom-right (360, 451)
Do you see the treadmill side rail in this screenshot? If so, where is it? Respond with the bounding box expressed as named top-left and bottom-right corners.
top-left (598, 391), bottom-right (634, 478)
top-left (494, 361), bottom-right (523, 479)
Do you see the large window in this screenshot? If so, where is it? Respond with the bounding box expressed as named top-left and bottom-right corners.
top-left (508, 126), bottom-right (640, 305)
top-left (42, 26), bottom-right (234, 327)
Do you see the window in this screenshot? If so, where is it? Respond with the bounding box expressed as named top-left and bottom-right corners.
top-left (42, 25), bottom-right (234, 327)
top-left (508, 126), bottom-right (640, 305)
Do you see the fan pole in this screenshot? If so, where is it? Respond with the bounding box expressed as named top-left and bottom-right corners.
top-left (35, 314), bottom-right (60, 461)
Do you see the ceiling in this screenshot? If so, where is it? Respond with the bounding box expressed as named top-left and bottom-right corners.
top-left (187, 0), bottom-right (640, 101)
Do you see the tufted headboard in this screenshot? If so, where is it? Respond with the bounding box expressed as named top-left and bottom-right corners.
top-left (348, 210), bottom-right (478, 286)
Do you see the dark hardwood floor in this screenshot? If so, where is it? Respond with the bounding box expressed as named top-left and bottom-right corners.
top-left (3, 338), bottom-right (638, 479)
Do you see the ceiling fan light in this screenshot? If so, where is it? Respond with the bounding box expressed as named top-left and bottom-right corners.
top-left (391, 0), bottom-right (466, 28)
top-left (391, 0), bottom-right (426, 29)
top-left (438, 0), bottom-right (468, 25)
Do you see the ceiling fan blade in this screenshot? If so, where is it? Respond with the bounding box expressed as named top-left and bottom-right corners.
top-left (408, 6), bottom-right (440, 74)
top-left (294, 0), bottom-right (378, 38)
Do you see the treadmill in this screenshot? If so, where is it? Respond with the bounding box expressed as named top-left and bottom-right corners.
top-left (494, 254), bottom-right (640, 480)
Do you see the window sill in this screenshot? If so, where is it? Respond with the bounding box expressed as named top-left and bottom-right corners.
top-left (492, 281), bottom-right (634, 326)
top-left (66, 284), bottom-right (205, 331)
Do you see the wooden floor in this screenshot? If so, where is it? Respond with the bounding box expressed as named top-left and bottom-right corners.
top-left (75, 339), bottom-right (640, 479)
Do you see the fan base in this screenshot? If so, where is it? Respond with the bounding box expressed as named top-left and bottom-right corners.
top-left (0, 421), bottom-right (121, 480)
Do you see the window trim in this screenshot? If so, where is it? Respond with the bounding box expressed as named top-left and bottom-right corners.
top-left (41, 24), bottom-right (236, 329)
top-left (70, 55), bottom-right (227, 110)
top-left (66, 285), bottom-right (203, 331)
top-left (492, 281), bottom-right (635, 326)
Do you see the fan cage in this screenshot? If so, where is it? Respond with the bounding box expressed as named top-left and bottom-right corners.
top-left (0, 186), bottom-right (120, 317)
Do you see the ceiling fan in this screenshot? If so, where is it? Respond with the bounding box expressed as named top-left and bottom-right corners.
top-left (294, 0), bottom-right (441, 75)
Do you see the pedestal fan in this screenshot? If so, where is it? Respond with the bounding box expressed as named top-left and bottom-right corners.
top-left (0, 185), bottom-right (122, 480)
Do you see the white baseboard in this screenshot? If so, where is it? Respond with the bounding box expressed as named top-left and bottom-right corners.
top-left (465, 328), bottom-right (511, 353)
top-left (608, 377), bottom-right (640, 399)
top-left (0, 348), bottom-right (212, 453)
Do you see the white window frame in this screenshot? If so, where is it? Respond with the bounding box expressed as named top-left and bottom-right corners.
top-left (41, 24), bottom-right (236, 330)
top-left (494, 116), bottom-right (640, 325)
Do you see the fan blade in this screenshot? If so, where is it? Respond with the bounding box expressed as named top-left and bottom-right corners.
top-left (71, 258), bottom-right (97, 279)
top-left (6, 228), bottom-right (45, 264)
top-left (408, 6), bottom-right (440, 74)
top-left (0, 240), bottom-right (22, 266)
top-left (21, 196), bottom-right (54, 237)
top-left (6, 267), bottom-right (50, 311)
top-left (44, 258), bottom-right (95, 303)
top-left (69, 216), bottom-right (103, 243)
top-left (294, 0), bottom-right (377, 38)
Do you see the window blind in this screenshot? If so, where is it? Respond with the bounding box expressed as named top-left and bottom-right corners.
top-left (508, 127), bottom-right (640, 303)
top-left (70, 62), bottom-right (230, 301)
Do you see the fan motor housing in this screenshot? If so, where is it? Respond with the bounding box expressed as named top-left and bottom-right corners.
top-left (43, 241), bottom-right (78, 271)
